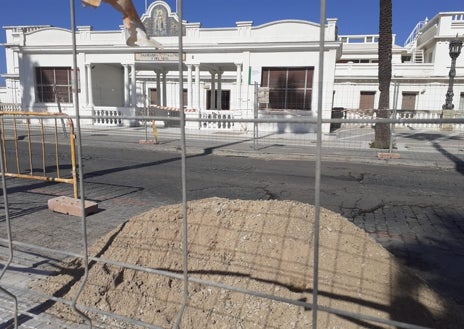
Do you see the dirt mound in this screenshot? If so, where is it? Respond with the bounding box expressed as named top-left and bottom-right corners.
top-left (36, 198), bottom-right (462, 328)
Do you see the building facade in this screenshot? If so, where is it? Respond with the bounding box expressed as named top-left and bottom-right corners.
top-left (334, 12), bottom-right (464, 121)
top-left (1, 1), bottom-right (463, 132)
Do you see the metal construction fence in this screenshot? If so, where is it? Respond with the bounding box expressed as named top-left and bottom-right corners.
top-left (1, 0), bottom-right (464, 328)
top-left (79, 110), bottom-right (464, 159)
top-left (0, 112), bottom-right (463, 329)
top-left (0, 112), bottom-right (78, 199)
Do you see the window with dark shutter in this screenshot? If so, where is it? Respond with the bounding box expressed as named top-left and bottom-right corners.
top-left (260, 67), bottom-right (314, 111)
top-left (35, 67), bottom-right (73, 103)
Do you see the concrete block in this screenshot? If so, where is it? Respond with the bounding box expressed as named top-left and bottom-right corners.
top-left (48, 196), bottom-right (98, 217)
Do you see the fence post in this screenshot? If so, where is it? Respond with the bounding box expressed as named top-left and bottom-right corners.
top-left (68, 119), bottom-right (79, 199)
top-left (389, 108), bottom-right (396, 154)
top-left (253, 82), bottom-right (259, 150)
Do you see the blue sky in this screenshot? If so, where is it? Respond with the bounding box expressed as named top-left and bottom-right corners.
top-left (0, 0), bottom-right (463, 86)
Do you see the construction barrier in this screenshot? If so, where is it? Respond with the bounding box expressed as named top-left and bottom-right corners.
top-left (0, 111), bottom-right (78, 198)
top-left (148, 104), bottom-right (197, 112)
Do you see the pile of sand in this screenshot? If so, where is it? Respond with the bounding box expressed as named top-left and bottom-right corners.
top-left (36, 198), bottom-right (463, 328)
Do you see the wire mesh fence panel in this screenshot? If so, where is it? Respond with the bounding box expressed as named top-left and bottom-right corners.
top-left (2, 111), bottom-right (464, 328)
top-left (2, 2), bottom-right (464, 327)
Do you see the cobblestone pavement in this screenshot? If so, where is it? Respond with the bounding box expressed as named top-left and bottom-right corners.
top-left (347, 204), bottom-right (464, 305)
top-left (0, 126), bottom-right (463, 328)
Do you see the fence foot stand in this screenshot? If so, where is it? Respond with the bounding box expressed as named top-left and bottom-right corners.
top-left (48, 196), bottom-right (99, 217)
top-left (139, 139), bottom-right (159, 145)
top-left (377, 152), bottom-right (401, 159)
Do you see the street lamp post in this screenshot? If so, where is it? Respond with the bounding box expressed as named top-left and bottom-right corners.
top-left (443, 36), bottom-right (463, 110)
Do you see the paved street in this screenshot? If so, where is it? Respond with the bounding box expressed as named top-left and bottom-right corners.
top-left (0, 125), bottom-right (463, 328)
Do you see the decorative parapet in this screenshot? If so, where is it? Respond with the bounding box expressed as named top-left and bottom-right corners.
top-left (236, 21), bottom-right (253, 38)
top-left (339, 35), bottom-right (379, 44)
top-left (451, 13), bottom-right (464, 29)
top-left (452, 13), bottom-right (464, 23)
top-left (10, 25), bottom-right (51, 34)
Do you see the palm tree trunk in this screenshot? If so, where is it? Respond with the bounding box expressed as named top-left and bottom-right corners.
top-left (373, 0), bottom-right (392, 149)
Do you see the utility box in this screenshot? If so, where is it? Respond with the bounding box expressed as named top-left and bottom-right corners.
top-left (330, 107), bottom-right (345, 132)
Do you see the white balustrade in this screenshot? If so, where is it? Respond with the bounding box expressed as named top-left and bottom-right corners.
top-left (0, 103), bottom-right (22, 111)
top-left (341, 109), bottom-right (463, 131)
top-left (342, 109), bottom-right (375, 127)
top-left (93, 107), bottom-right (123, 125)
top-left (200, 110), bottom-right (239, 130)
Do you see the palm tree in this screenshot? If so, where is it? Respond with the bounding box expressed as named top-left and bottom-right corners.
top-left (373, 0), bottom-right (392, 148)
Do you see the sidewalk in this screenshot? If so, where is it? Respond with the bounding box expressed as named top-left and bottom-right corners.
top-left (79, 124), bottom-right (464, 169)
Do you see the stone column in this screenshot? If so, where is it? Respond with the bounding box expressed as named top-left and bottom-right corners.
top-left (195, 65), bottom-right (200, 110)
top-left (236, 63), bottom-right (242, 110)
top-left (162, 71), bottom-right (167, 107)
top-left (131, 64), bottom-right (136, 107)
top-left (124, 64), bottom-right (130, 107)
top-left (210, 71), bottom-right (216, 109)
top-left (155, 70), bottom-right (161, 105)
top-left (217, 71), bottom-right (223, 110)
top-left (187, 64), bottom-right (193, 109)
top-left (86, 64), bottom-right (94, 106)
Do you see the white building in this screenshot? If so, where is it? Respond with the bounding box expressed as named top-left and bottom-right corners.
top-left (1, 1), bottom-right (463, 132)
top-left (334, 12), bottom-right (464, 115)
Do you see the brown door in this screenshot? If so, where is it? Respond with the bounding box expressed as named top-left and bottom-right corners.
top-left (359, 91), bottom-right (375, 109)
top-left (401, 92), bottom-right (417, 110)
